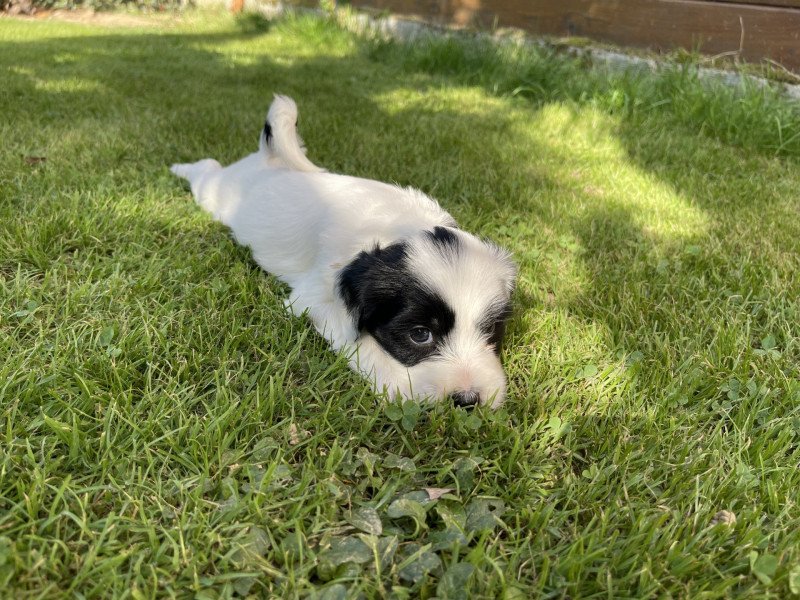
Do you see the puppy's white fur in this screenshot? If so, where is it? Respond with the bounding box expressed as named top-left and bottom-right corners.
top-left (171, 96), bottom-right (516, 407)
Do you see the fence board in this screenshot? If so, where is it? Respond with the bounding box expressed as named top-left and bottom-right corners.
top-left (348, 0), bottom-right (800, 71)
top-left (705, 1), bottom-right (800, 7)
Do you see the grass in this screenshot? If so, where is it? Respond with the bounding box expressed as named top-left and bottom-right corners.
top-left (2, 7), bottom-right (800, 598)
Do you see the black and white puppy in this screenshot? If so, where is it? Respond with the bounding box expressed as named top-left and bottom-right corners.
top-left (171, 96), bottom-right (516, 408)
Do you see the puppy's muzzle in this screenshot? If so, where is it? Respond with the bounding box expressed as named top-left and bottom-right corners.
top-left (451, 390), bottom-right (481, 408)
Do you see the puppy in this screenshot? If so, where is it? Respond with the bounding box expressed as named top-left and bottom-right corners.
top-left (171, 96), bottom-right (516, 408)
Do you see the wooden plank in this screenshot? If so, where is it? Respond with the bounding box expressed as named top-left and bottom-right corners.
top-left (349, 0), bottom-right (800, 71)
top-left (704, 1), bottom-right (800, 8)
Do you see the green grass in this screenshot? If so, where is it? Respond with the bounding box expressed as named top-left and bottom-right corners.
top-left (2, 8), bottom-right (800, 598)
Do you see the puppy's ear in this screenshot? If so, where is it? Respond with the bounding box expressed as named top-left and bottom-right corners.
top-left (338, 242), bottom-right (408, 331)
top-left (492, 244), bottom-right (518, 298)
top-left (504, 262), bottom-right (518, 298)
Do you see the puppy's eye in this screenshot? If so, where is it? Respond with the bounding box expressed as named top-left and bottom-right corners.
top-left (409, 327), bottom-right (433, 345)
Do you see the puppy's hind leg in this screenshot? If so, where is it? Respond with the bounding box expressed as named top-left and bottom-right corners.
top-left (170, 159), bottom-right (221, 188)
top-left (170, 158), bottom-right (222, 212)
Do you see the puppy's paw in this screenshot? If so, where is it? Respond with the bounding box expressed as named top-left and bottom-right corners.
top-left (169, 159), bottom-right (221, 182)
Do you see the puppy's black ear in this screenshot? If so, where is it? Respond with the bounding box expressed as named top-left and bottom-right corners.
top-left (338, 241), bottom-right (409, 331)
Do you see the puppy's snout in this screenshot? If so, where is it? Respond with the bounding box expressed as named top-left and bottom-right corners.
top-left (451, 390), bottom-right (480, 408)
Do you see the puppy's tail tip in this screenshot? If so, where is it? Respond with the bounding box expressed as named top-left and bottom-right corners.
top-left (260, 94), bottom-right (324, 173)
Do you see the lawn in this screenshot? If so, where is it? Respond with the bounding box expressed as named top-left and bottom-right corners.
top-left (1, 7), bottom-right (800, 598)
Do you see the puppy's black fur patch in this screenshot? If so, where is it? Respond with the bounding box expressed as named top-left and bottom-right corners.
top-left (263, 121), bottom-right (272, 146)
top-left (338, 242), bottom-right (455, 367)
top-left (426, 226), bottom-right (459, 249)
top-left (479, 301), bottom-right (512, 355)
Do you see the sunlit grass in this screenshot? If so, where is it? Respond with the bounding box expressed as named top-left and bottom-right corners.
top-left (1, 8), bottom-right (799, 598)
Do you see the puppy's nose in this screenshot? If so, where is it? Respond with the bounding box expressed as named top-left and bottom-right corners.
top-left (451, 390), bottom-right (481, 408)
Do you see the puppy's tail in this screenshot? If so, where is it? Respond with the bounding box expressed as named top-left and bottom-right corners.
top-left (259, 95), bottom-right (324, 173)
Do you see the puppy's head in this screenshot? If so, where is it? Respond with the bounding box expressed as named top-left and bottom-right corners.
top-left (338, 226), bottom-right (516, 408)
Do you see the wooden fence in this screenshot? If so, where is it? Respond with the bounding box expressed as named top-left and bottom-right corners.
top-left (346, 0), bottom-right (800, 73)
